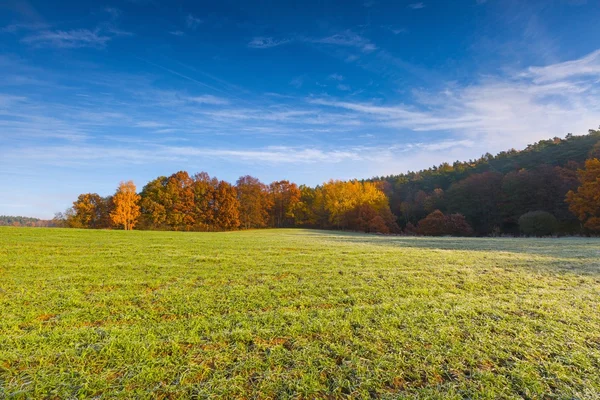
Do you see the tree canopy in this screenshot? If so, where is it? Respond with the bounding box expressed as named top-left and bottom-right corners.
top-left (53, 129), bottom-right (600, 236)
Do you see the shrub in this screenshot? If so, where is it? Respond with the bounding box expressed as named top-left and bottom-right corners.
top-left (518, 211), bottom-right (559, 236)
top-left (351, 204), bottom-right (399, 234)
top-left (417, 210), bottom-right (473, 236)
top-left (447, 213), bottom-right (474, 236)
top-left (403, 222), bottom-right (418, 235)
top-left (417, 210), bottom-right (448, 236)
top-left (367, 215), bottom-right (389, 234)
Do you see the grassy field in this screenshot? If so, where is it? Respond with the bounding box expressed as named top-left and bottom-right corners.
top-left (1, 228), bottom-right (599, 399)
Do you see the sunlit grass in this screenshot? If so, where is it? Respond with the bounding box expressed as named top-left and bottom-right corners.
top-left (1, 227), bottom-right (599, 399)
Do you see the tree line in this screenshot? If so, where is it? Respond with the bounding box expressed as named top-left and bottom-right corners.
top-left (0, 216), bottom-right (56, 228)
top-left (54, 129), bottom-right (600, 236)
top-left (55, 175), bottom-right (400, 233)
top-left (373, 129), bottom-right (600, 236)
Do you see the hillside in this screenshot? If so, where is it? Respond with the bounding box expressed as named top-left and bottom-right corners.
top-left (376, 129), bottom-right (600, 235)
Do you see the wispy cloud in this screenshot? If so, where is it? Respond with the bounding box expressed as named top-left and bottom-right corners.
top-left (408, 2), bottom-right (425, 9)
top-left (186, 14), bottom-right (202, 30)
top-left (311, 49), bottom-right (600, 148)
top-left (21, 29), bottom-right (112, 48)
top-left (169, 30), bottom-right (184, 36)
top-left (337, 84), bottom-right (351, 91)
top-left (0, 93), bottom-right (28, 108)
top-left (134, 121), bottom-right (168, 128)
top-left (329, 73), bottom-right (344, 81)
top-left (0, 22), bottom-right (49, 33)
top-left (13, 7), bottom-right (132, 49)
top-left (381, 25), bottom-right (407, 35)
top-left (289, 76), bottom-right (305, 88)
top-left (524, 49), bottom-right (600, 82)
top-left (187, 94), bottom-right (230, 105)
top-left (164, 146), bottom-right (361, 163)
top-left (5, 143), bottom-right (363, 166)
top-left (248, 36), bottom-right (290, 49)
top-left (104, 7), bottom-right (121, 19)
top-left (313, 30), bottom-right (377, 53)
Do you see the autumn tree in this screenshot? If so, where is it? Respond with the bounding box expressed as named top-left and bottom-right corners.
top-left (566, 158), bottom-right (600, 232)
top-left (192, 172), bottom-right (218, 230)
top-left (236, 176), bottom-right (273, 229)
top-left (212, 180), bottom-right (241, 230)
top-left (69, 193), bottom-right (112, 228)
top-left (164, 171), bottom-right (196, 230)
top-left (290, 185), bottom-right (319, 226)
top-left (319, 180), bottom-right (398, 232)
top-left (417, 210), bottom-right (448, 236)
top-left (269, 180), bottom-right (301, 227)
top-left (417, 210), bottom-right (472, 236)
top-left (110, 181), bottom-right (141, 230)
top-left (139, 176), bottom-right (168, 229)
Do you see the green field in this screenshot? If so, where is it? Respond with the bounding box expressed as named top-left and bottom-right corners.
top-left (1, 228), bottom-right (599, 399)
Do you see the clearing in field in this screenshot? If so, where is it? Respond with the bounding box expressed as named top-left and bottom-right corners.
top-left (1, 228), bottom-right (599, 399)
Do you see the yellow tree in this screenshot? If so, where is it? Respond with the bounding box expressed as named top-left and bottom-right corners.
top-left (320, 180), bottom-right (394, 230)
top-left (269, 180), bottom-right (301, 227)
top-left (566, 158), bottom-right (600, 232)
top-left (110, 181), bottom-right (141, 230)
top-left (70, 193), bottom-right (111, 228)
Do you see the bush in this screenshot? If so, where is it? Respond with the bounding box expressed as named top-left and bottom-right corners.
top-left (351, 204), bottom-right (399, 234)
top-left (447, 213), bottom-right (474, 236)
top-left (417, 210), bottom-right (448, 236)
top-left (518, 211), bottom-right (559, 236)
top-left (417, 210), bottom-right (473, 236)
top-left (367, 215), bottom-right (389, 234)
top-left (403, 222), bottom-right (418, 235)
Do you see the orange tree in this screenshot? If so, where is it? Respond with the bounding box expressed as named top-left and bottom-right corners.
top-left (566, 158), bottom-right (600, 232)
top-left (110, 181), bottom-right (141, 230)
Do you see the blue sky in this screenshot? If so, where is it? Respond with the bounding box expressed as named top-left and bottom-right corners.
top-left (1, 0), bottom-right (600, 218)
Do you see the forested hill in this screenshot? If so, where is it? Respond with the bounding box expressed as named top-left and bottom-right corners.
top-left (0, 216), bottom-right (55, 227)
top-left (376, 130), bottom-right (600, 186)
top-left (375, 129), bottom-right (600, 235)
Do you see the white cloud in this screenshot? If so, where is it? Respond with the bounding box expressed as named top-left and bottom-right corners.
top-left (524, 49), bottom-right (600, 83)
top-left (312, 51), bottom-right (600, 150)
top-left (337, 84), bottom-right (351, 91)
top-left (248, 36), bottom-right (290, 49)
top-left (169, 30), bottom-right (184, 36)
top-left (135, 121), bottom-right (168, 128)
top-left (164, 146), bottom-right (361, 163)
top-left (0, 22), bottom-right (49, 33)
top-left (187, 95), bottom-right (230, 105)
top-left (329, 73), bottom-right (344, 81)
top-left (186, 14), bottom-right (202, 30)
top-left (21, 29), bottom-right (112, 48)
top-left (313, 31), bottom-right (377, 53)
top-left (0, 94), bottom-right (28, 108)
top-left (408, 2), bottom-right (425, 9)
top-left (289, 76), bottom-right (304, 88)
top-left (382, 25), bottom-right (407, 35)
top-left (104, 7), bottom-right (121, 19)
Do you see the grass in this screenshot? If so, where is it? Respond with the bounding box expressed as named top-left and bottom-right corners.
top-left (1, 227), bottom-right (599, 399)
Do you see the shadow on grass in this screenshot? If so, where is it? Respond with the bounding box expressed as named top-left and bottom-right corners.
top-left (299, 229), bottom-right (600, 275)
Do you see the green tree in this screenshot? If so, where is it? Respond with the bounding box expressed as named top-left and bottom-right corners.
top-left (518, 211), bottom-right (559, 236)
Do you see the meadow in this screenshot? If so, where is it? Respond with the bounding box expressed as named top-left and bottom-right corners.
top-left (1, 227), bottom-right (599, 399)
